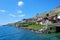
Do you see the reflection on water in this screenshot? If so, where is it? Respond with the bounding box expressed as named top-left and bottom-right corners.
top-left (0, 26), bottom-right (60, 40)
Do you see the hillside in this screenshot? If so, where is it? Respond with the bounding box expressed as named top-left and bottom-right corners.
top-left (34, 6), bottom-right (60, 18)
top-left (5, 6), bottom-right (60, 27)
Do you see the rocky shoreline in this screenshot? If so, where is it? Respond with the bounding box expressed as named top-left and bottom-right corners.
top-left (20, 28), bottom-right (48, 34)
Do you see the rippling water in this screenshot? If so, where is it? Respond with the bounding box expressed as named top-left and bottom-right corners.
top-left (0, 26), bottom-right (60, 40)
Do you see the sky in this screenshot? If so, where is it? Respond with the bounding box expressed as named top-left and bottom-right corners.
top-left (0, 0), bottom-right (60, 25)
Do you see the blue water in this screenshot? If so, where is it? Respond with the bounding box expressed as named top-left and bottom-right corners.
top-left (0, 26), bottom-right (60, 40)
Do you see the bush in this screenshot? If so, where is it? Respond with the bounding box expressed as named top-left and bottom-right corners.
top-left (21, 22), bottom-right (27, 24)
top-left (28, 21), bottom-right (36, 25)
top-left (47, 25), bottom-right (56, 33)
top-left (47, 25), bottom-right (56, 30)
top-left (22, 24), bottom-right (28, 27)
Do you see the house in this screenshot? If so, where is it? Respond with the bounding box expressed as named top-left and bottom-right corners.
top-left (36, 17), bottom-right (43, 24)
top-left (57, 13), bottom-right (60, 22)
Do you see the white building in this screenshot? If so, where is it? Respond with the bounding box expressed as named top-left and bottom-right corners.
top-left (57, 15), bottom-right (60, 19)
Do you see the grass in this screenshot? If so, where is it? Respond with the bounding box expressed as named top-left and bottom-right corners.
top-left (21, 24), bottom-right (55, 30)
top-left (21, 24), bottom-right (44, 30)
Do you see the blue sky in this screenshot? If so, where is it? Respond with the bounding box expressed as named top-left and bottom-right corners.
top-left (0, 0), bottom-right (60, 25)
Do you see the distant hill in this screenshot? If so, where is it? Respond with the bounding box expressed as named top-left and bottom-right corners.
top-left (4, 6), bottom-right (60, 27)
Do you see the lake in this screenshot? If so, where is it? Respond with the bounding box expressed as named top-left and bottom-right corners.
top-left (0, 26), bottom-right (60, 40)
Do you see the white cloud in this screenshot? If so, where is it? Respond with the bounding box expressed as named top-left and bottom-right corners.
top-left (18, 1), bottom-right (24, 6)
top-left (17, 10), bottom-right (22, 14)
top-left (9, 13), bottom-right (25, 18)
top-left (0, 10), bottom-right (6, 12)
top-left (9, 14), bottom-right (16, 17)
top-left (18, 14), bottom-right (25, 17)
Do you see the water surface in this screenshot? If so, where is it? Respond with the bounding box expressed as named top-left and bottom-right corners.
top-left (0, 26), bottom-right (60, 40)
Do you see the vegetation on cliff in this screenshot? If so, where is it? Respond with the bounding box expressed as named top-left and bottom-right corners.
top-left (5, 6), bottom-right (60, 32)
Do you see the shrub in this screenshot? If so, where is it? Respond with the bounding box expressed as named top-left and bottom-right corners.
top-left (22, 24), bottom-right (28, 27)
top-left (28, 21), bottom-right (36, 25)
